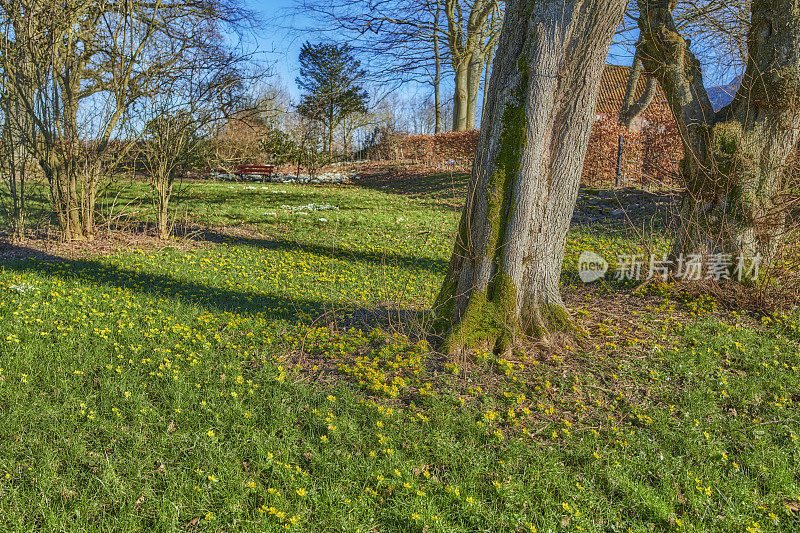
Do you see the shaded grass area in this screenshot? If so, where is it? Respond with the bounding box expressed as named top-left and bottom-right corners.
top-left (0, 175), bottom-right (798, 532)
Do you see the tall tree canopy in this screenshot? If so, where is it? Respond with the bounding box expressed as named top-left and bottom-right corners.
top-left (295, 0), bottom-right (502, 133)
top-left (296, 42), bottom-right (369, 156)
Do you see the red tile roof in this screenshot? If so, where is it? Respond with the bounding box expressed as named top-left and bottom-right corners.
top-left (596, 64), bottom-right (669, 116)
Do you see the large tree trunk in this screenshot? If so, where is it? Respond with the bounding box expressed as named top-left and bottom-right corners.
top-left (465, 52), bottom-right (484, 130)
top-left (452, 61), bottom-right (469, 131)
top-left (480, 45), bottom-right (493, 125)
top-left (636, 0), bottom-right (800, 271)
top-left (434, 0), bottom-right (626, 354)
top-left (434, 0), bottom-right (443, 134)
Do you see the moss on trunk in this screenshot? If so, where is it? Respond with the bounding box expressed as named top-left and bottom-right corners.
top-left (433, 0), bottom-right (622, 354)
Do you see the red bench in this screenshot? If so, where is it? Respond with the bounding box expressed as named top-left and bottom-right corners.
top-left (235, 164), bottom-right (275, 182)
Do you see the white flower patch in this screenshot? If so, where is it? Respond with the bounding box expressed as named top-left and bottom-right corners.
top-left (280, 203), bottom-right (340, 213)
top-left (265, 212), bottom-right (277, 216)
top-left (7, 282), bottom-right (38, 294)
top-left (318, 218), bottom-right (328, 222)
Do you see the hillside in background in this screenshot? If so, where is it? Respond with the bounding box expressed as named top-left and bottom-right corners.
top-left (707, 76), bottom-right (742, 110)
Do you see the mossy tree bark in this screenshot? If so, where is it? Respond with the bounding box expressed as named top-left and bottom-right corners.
top-left (435, 0), bottom-right (627, 354)
top-left (634, 0), bottom-right (800, 267)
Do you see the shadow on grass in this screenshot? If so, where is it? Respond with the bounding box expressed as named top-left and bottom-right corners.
top-left (1, 244), bottom-right (435, 332)
top-left (354, 169), bottom-right (469, 209)
top-left (176, 189), bottom-right (331, 207)
top-left (189, 228), bottom-right (450, 276)
top-left (88, 220), bottom-right (449, 275)
top-left (0, 245), bottom-right (328, 322)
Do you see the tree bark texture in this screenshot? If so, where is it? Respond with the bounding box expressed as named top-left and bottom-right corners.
top-left (435, 0), bottom-right (626, 354)
top-left (452, 62), bottom-right (469, 130)
top-left (465, 51), bottom-right (484, 129)
top-left (481, 44), bottom-right (494, 125)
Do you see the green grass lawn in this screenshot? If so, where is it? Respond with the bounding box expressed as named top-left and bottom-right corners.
top-left (0, 176), bottom-right (798, 532)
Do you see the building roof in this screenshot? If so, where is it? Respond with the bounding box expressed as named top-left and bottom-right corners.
top-left (595, 64), bottom-right (668, 116)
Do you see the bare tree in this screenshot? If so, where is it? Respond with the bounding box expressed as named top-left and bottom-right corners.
top-left (620, 0), bottom-right (750, 128)
top-left (296, 0), bottom-right (503, 132)
top-left (0, 0), bottom-right (253, 242)
top-left (0, 30), bottom-right (34, 240)
top-left (134, 46), bottom-right (248, 239)
top-left (435, 0), bottom-right (626, 353)
top-left (296, 0), bottom-right (447, 108)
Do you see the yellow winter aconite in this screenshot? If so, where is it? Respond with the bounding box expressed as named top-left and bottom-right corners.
top-left (0, 179), bottom-right (796, 531)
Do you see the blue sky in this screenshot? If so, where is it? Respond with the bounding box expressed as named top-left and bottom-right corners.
top-left (246, 0), bottom-right (311, 99)
top-left (245, 0), bottom-right (643, 93)
top-left (243, 0), bottom-right (730, 118)
top-left (247, 0), bottom-right (634, 88)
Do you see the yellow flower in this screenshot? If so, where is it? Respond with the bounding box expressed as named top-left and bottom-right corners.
top-left (296, 488), bottom-right (307, 497)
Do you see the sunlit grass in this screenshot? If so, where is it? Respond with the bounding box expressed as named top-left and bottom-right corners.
top-left (0, 177), bottom-right (797, 531)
